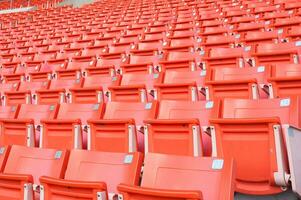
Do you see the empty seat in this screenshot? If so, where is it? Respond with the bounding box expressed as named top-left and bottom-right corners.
top-left (205, 66), bottom-right (272, 100)
top-left (269, 64), bottom-right (301, 98)
top-left (120, 54), bottom-right (161, 74)
top-left (0, 104), bottom-right (59, 147)
top-left (40, 150), bottom-right (143, 199)
top-left (40, 103), bottom-right (104, 149)
top-left (202, 47), bottom-right (251, 69)
top-left (0, 105), bottom-right (19, 119)
top-left (210, 97), bottom-right (301, 195)
top-left (145, 100), bottom-right (220, 156)
top-left (70, 75), bottom-right (121, 103)
top-left (0, 145), bottom-right (68, 199)
top-left (241, 31), bottom-right (280, 46)
top-left (88, 101), bottom-right (158, 152)
top-left (56, 57), bottom-right (96, 79)
top-left (159, 51), bottom-right (201, 72)
top-left (108, 73), bottom-right (162, 102)
top-left (118, 153), bottom-right (235, 200)
top-left (3, 81), bottom-right (49, 105)
top-left (251, 42), bottom-right (301, 66)
top-left (36, 78), bottom-right (83, 104)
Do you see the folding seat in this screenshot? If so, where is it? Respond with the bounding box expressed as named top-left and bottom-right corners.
top-left (55, 57), bottom-right (96, 79)
top-left (202, 47), bottom-right (251, 69)
top-left (268, 63), bottom-right (301, 98)
top-left (1, 62), bottom-right (24, 83)
top-left (70, 75), bottom-right (121, 103)
top-left (228, 15), bottom-right (256, 27)
top-left (93, 36), bottom-right (115, 47)
top-left (83, 31), bottom-right (103, 40)
top-left (142, 30), bottom-right (166, 41)
top-left (40, 102), bottom-right (104, 149)
top-left (119, 54), bottom-right (161, 74)
top-left (164, 35), bottom-right (199, 52)
top-left (109, 69), bottom-right (162, 101)
top-left (205, 65), bottom-right (272, 100)
top-left (0, 145), bottom-right (68, 199)
top-left (234, 22), bottom-right (267, 35)
top-left (198, 26), bottom-right (229, 37)
top-left (273, 17), bottom-right (301, 31)
top-left (96, 53), bottom-right (128, 70)
top-left (36, 78), bottom-right (83, 104)
top-left (210, 97), bottom-right (301, 196)
top-left (118, 153), bottom-right (235, 200)
top-left (40, 150), bottom-right (143, 200)
top-left (69, 39), bottom-right (94, 49)
top-left (154, 70), bottom-right (207, 101)
top-left (285, 26), bottom-right (301, 41)
top-left (0, 102), bottom-right (59, 147)
top-left (131, 40), bottom-right (164, 55)
top-left (3, 81), bottom-right (50, 106)
top-left (158, 51), bottom-right (201, 72)
top-left (0, 105), bottom-right (19, 119)
top-left (87, 101), bottom-right (158, 152)
top-left (284, 1), bottom-right (301, 11)
top-left (118, 34), bottom-right (140, 44)
top-left (240, 30), bottom-right (280, 46)
top-left (145, 99), bottom-right (220, 156)
top-left (251, 42), bottom-right (301, 66)
top-left (200, 35), bottom-right (237, 49)
top-left (80, 45), bottom-right (107, 58)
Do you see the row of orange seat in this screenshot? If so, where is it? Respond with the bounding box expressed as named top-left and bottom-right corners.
top-left (0, 96), bottom-right (300, 198)
top-left (1, 63), bottom-right (301, 105)
top-left (0, 145), bottom-right (234, 200)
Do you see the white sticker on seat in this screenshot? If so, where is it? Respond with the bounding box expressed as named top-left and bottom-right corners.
top-left (280, 98), bottom-right (290, 107)
top-left (145, 103), bottom-right (152, 110)
top-left (212, 159), bottom-right (224, 170)
top-left (54, 151), bottom-right (62, 159)
top-left (296, 41), bottom-right (301, 47)
top-left (205, 101), bottom-right (214, 109)
top-left (124, 154), bottom-right (133, 164)
top-left (257, 66), bottom-right (265, 73)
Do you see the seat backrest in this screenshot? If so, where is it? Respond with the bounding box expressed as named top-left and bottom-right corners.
top-left (158, 100), bottom-right (220, 126)
top-left (222, 97), bottom-right (301, 127)
top-left (65, 150), bottom-right (143, 193)
top-left (4, 145), bottom-right (68, 184)
top-left (18, 104), bottom-right (59, 124)
top-left (49, 78), bottom-right (83, 90)
top-left (18, 81), bottom-right (50, 92)
top-left (120, 73), bottom-right (163, 89)
top-left (0, 83), bottom-right (19, 93)
top-left (103, 101), bottom-right (158, 126)
top-left (163, 70), bottom-right (205, 85)
top-left (141, 153), bottom-right (235, 200)
top-left (208, 66), bottom-right (271, 83)
top-left (57, 103), bottom-right (104, 124)
top-left (0, 105), bottom-right (19, 119)
top-left (83, 75), bottom-right (121, 90)
top-left (256, 42), bottom-right (299, 54)
top-left (271, 63), bottom-right (301, 77)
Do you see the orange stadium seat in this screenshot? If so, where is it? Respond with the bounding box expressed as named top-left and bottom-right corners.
top-left (118, 153), bottom-right (236, 200)
top-left (205, 65), bottom-right (272, 100)
top-left (144, 100), bottom-right (220, 156)
top-left (0, 145), bottom-right (68, 200)
top-left (210, 97), bottom-right (301, 195)
top-left (88, 101), bottom-right (158, 152)
top-left (40, 150), bottom-right (143, 199)
top-left (40, 103), bottom-right (104, 149)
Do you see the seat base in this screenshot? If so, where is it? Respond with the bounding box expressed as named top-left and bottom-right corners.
top-left (235, 190), bottom-right (299, 200)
